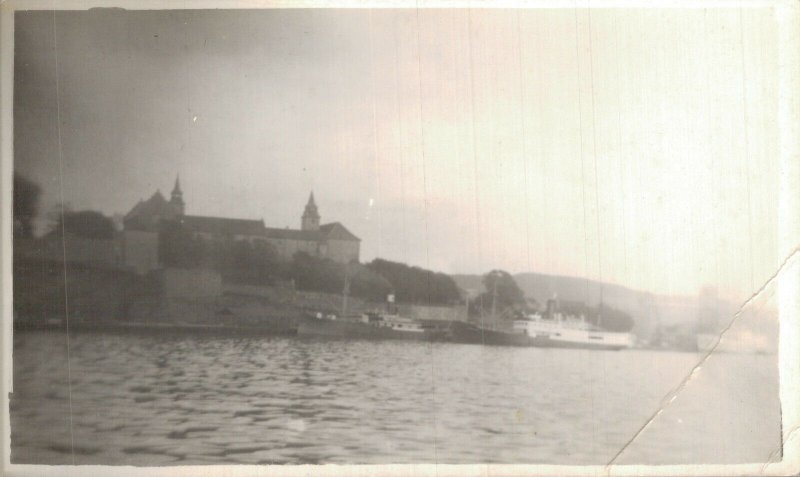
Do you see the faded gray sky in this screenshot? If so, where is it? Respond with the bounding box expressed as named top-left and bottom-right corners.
top-left (14, 7), bottom-right (781, 300)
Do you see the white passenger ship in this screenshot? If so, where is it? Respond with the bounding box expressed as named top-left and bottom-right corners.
top-left (512, 300), bottom-right (634, 351)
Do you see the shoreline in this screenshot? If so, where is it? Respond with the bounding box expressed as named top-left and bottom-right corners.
top-left (12, 319), bottom-right (298, 337)
top-left (12, 322), bottom-right (770, 355)
top-left (12, 320), bottom-right (720, 354)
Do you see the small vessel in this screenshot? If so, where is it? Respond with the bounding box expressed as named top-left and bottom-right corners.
top-left (445, 271), bottom-right (531, 347)
top-left (297, 271), bottom-right (447, 341)
top-left (513, 315), bottom-right (633, 350)
top-left (297, 311), bottom-right (448, 341)
top-left (513, 298), bottom-right (633, 351)
top-left (444, 320), bottom-right (530, 347)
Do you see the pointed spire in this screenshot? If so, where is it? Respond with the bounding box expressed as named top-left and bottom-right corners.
top-left (304, 191), bottom-right (319, 217)
top-left (170, 173), bottom-right (185, 213)
top-left (301, 190), bottom-right (320, 230)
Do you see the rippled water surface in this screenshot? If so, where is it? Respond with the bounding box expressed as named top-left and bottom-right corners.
top-left (10, 331), bottom-right (780, 465)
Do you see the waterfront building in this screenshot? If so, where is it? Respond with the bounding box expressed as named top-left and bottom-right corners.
top-left (121, 177), bottom-right (360, 274)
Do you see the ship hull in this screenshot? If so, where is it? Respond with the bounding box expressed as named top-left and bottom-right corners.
top-left (529, 335), bottom-right (629, 351)
top-left (445, 321), bottom-right (531, 347)
top-left (515, 318), bottom-right (633, 351)
top-left (297, 316), bottom-right (446, 342)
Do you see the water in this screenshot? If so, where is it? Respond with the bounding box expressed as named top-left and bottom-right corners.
top-left (10, 330), bottom-right (780, 465)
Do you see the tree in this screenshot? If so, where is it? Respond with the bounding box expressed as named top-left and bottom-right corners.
top-left (53, 210), bottom-right (115, 240)
top-left (158, 220), bottom-right (205, 268)
top-left (366, 258), bottom-right (461, 305)
top-left (349, 264), bottom-right (393, 302)
top-left (159, 220), bottom-right (283, 283)
top-left (482, 270), bottom-right (524, 308)
top-left (13, 174), bottom-right (41, 238)
top-left (469, 270), bottom-right (526, 319)
top-left (287, 254), bottom-right (394, 301)
top-left (223, 239), bottom-right (281, 285)
top-left (249, 240), bottom-right (281, 282)
top-left (290, 252), bottom-right (344, 294)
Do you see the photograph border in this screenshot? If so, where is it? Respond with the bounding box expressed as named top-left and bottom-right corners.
top-left (1, 1), bottom-right (798, 475)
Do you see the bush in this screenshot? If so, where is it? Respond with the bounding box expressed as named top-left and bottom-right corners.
top-left (366, 258), bottom-right (461, 305)
top-left (287, 253), bottom-right (393, 301)
top-left (349, 265), bottom-right (393, 302)
top-left (52, 210), bottom-right (115, 240)
top-left (13, 174), bottom-right (41, 239)
top-left (158, 220), bottom-right (206, 269)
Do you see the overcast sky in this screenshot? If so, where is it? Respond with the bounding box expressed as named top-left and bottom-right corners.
top-left (14, 7), bottom-right (781, 300)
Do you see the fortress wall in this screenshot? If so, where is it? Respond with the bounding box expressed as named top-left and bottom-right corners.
top-left (159, 268), bottom-right (223, 299)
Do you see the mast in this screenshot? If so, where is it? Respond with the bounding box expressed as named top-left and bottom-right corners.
top-left (491, 274), bottom-right (498, 330)
top-left (342, 265), bottom-right (351, 317)
top-left (387, 292), bottom-right (396, 315)
top-left (597, 307), bottom-right (603, 329)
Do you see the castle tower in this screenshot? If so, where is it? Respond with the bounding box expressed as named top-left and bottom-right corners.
top-left (301, 192), bottom-right (320, 231)
top-left (170, 175), bottom-right (185, 215)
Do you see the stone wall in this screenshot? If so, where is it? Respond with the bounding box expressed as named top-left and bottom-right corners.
top-left (324, 239), bottom-right (359, 263)
top-left (222, 283), bottom-right (289, 301)
top-left (265, 237), bottom-right (320, 262)
top-left (12, 258), bottom-right (145, 323)
top-left (158, 268), bottom-right (222, 299)
top-left (223, 283), bottom-right (462, 321)
top-left (15, 235), bottom-right (122, 269)
top-left (222, 283), bottom-right (375, 315)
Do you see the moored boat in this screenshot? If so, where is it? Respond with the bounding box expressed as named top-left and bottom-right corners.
top-left (444, 320), bottom-right (530, 347)
top-left (513, 313), bottom-right (633, 351)
top-left (297, 311), bottom-right (448, 341)
top-left (447, 270), bottom-right (532, 347)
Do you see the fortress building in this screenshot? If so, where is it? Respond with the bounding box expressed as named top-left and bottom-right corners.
top-left (121, 177), bottom-right (360, 274)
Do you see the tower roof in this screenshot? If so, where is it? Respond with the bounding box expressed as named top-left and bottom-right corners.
top-left (171, 174), bottom-right (184, 207)
top-left (302, 191), bottom-right (320, 219)
top-left (180, 215), bottom-right (264, 236)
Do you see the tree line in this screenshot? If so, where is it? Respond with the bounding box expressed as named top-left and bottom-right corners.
top-left (15, 173), bottom-right (116, 240)
top-left (365, 258), bottom-right (461, 306)
top-left (158, 222), bottom-right (461, 305)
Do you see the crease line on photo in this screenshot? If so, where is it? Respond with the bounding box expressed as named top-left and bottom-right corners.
top-left (606, 245), bottom-right (800, 467)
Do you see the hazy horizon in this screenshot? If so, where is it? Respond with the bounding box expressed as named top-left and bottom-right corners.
top-left (14, 7), bottom-right (781, 301)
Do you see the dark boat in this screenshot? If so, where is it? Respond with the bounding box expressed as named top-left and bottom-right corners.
top-left (444, 321), bottom-right (531, 347)
top-left (13, 319), bottom-right (298, 337)
top-left (297, 312), bottom-right (449, 342)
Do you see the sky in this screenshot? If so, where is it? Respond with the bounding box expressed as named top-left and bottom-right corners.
top-left (13, 7), bottom-right (781, 301)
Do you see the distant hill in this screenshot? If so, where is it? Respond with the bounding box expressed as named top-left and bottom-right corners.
top-left (451, 272), bottom-right (737, 339)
